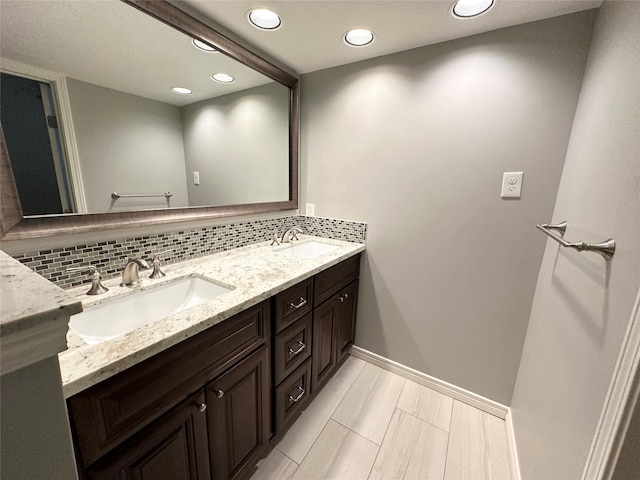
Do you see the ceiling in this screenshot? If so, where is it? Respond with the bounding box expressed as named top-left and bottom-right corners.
top-left (0, 0), bottom-right (275, 106)
top-left (0, 0), bottom-right (602, 104)
top-left (177, 0), bottom-right (602, 75)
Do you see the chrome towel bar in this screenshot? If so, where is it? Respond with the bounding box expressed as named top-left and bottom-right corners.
top-left (536, 221), bottom-right (615, 260)
top-left (111, 192), bottom-right (172, 199)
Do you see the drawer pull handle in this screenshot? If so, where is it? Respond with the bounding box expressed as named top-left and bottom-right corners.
top-left (289, 297), bottom-right (307, 309)
top-left (288, 341), bottom-right (306, 355)
top-left (197, 403), bottom-right (207, 413)
top-left (214, 389), bottom-right (224, 399)
top-left (289, 387), bottom-right (305, 403)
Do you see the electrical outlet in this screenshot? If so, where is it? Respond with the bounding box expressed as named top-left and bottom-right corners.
top-left (193, 171), bottom-right (200, 185)
top-left (305, 203), bottom-right (315, 216)
top-left (501, 172), bottom-right (523, 198)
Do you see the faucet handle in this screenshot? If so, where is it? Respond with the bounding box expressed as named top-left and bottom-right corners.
top-left (271, 232), bottom-right (281, 246)
top-left (290, 227), bottom-right (302, 241)
top-left (149, 249), bottom-right (172, 279)
top-left (151, 249), bottom-right (172, 261)
top-left (67, 265), bottom-right (109, 295)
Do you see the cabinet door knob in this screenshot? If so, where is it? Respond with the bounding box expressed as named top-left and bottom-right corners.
top-left (343, 293), bottom-right (349, 299)
top-left (338, 296), bottom-right (345, 303)
top-left (289, 297), bottom-right (307, 310)
top-left (214, 389), bottom-right (224, 398)
top-left (288, 341), bottom-right (306, 355)
top-left (288, 386), bottom-right (305, 403)
top-left (197, 403), bottom-right (207, 412)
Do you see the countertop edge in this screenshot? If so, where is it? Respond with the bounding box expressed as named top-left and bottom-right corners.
top-left (1, 251), bottom-right (84, 375)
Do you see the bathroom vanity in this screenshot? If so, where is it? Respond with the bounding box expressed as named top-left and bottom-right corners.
top-left (60, 237), bottom-right (364, 480)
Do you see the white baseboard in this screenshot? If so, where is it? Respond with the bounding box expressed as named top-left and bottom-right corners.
top-left (505, 409), bottom-right (523, 480)
top-left (349, 345), bottom-right (509, 419)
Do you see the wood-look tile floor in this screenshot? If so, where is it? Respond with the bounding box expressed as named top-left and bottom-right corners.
top-left (251, 356), bottom-right (513, 480)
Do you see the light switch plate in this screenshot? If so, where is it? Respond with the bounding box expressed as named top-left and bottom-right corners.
top-left (193, 171), bottom-right (200, 186)
top-left (501, 172), bottom-right (523, 198)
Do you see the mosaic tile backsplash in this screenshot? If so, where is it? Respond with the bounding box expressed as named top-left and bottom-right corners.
top-left (13, 215), bottom-right (367, 289)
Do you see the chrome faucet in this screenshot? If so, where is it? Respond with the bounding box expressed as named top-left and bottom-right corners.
top-left (121, 257), bottom-right (150, 287)
top-left (281, 227), bottom-right (303, 244)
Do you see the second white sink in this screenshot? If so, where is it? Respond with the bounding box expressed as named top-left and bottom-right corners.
top-left (276, 240), bottom-right (338, 259)
top-left (69, 275), bottom-right (232, 345)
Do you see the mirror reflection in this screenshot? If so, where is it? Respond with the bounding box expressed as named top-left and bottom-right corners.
top-left (0, 0), bottom-right (290, 216)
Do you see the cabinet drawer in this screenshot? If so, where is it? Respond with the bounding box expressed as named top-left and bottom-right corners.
top-left (274, 358), bottom-right (312, 434)
top-left (314, 254), bottom-right (360, 306)
top-left (68, 300), bottom-right (269, 467)
top-left (273, 277), bottom-right (313, 334)
top-left (273, 313), bottom-right (312, 386)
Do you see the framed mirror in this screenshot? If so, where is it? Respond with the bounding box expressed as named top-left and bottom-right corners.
top-left (0, 0), bottom-right (299, 240)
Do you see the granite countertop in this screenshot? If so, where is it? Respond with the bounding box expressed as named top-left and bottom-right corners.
top-left (59, 235), bottom-right (365, 398)
top-left (0, 251), bottom-right (83, 333)
top-left (1, 250), bottom-right (83, 376)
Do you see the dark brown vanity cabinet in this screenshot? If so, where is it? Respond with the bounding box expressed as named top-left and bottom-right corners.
top-left (269, 253), bottom-right (362, 435)
top-left (67, 253), bottom-right (362, 480)
top-left (312, 256), bottom-right (360, 393)
top-left (68, 300), bottom-right (270, 480)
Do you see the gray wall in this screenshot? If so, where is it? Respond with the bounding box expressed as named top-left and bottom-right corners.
top-left (510, 2), bottom-right (640, 479)
top-left (1, 358), bottom-right (78, 480)
top-left (301, 12), bottom-right (595, 405)
top-left (67, 79), bottom-right (189, 212)
top-left (181, 82), bottom-right (289, 206)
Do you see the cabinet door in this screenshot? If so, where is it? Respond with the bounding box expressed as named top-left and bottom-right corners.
top-left (206, 346), bottom-right (269, 480)
top-left (86, 391), bottom-right (210, 480)
top-left (336, 280), bottom-right (359, 365)
top-left (312, 298), bottom-right (337, 393)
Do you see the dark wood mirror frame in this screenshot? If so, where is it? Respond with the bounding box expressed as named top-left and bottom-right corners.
top-left (0, 0), bottom-right (299, 241)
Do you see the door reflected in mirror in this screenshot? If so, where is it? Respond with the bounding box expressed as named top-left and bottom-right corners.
top-left (0, 0), bottom-right (291, 216)
top-left (1, 72), bottom-right (73, 215)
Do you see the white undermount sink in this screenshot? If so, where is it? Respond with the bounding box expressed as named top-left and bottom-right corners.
top-left (276, 240), bottom-right (338, 259)
top-left (69, 276), bottom-right (232, 345)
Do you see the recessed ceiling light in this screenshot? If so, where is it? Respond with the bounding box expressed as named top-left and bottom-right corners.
top-left (171, 87), bottom-right (192, 95)
top-left (192, 38), bottom-right (216, 52)
top-left (211, 73), bottom-right (235, 84)
top-left (247, 9), bottom-right (281, 30)
top-left (451, 0), bottom-right (495, 18)
top-left (344, 29), bottom-right (375, 47)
